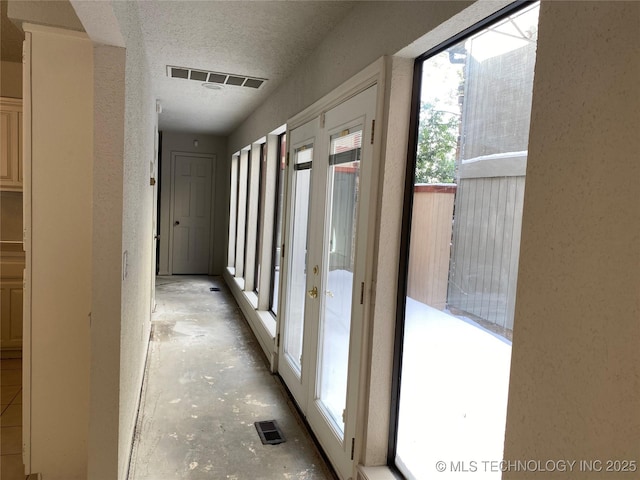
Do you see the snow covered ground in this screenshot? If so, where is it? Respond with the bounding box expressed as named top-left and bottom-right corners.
top-left (396, 297), bottom-right (512, 479)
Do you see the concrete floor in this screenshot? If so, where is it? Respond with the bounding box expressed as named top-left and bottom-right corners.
top-left (129, 275), bottom-right (335, 480)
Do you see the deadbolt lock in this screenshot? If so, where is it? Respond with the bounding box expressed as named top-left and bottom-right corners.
top-left (313, 265), bottom-right (319, 275)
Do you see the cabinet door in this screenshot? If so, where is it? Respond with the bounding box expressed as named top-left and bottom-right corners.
top-left (0, 98), bottom-right (23, 191)
top-left (1, 281), bottom-right (23, 349)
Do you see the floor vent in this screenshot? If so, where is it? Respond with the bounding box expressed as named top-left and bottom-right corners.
top-left (255, 420), bottom-right (286, 445)
top-left (167, 65), bottom-right (266, 89)
top-left (210, 287), bottom-right (221, 292)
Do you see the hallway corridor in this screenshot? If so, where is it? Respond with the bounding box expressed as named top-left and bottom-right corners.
top-left (128, 276), bottom-right (334, 480)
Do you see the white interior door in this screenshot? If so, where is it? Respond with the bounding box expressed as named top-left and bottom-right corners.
top-left (170, 153), bottom-right (213, 274)
top-left (278, 85), bottom-right (378, 480)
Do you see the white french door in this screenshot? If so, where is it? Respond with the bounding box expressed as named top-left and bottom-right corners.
top-left (278, 85), bottom-right (378, 479)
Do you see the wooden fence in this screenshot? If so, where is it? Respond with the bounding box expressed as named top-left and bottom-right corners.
top-left (407, 153), bottom-right (526, 332)
top-left (407, 185), bottom-right (456, 310)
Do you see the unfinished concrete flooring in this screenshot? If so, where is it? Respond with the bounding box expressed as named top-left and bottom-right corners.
top-left (129, 276), bottom-right (334, 480)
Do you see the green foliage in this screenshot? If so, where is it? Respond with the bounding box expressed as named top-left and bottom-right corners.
top-left (415, 102), bottom-right (458, 184)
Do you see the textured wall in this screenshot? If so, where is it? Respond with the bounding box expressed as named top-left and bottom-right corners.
top-left (158, 131), bottom-right (228, 276)
top-left (504, 1), bottom-right (640, 476)
top-left (111, 2), bottom-right (156, 479)
top-left (88, 44), bottom-right (125, 480)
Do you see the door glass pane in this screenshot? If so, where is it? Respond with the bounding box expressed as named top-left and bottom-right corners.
top-left (395, 4), bottom-right (539, 478)
top-left (283, 146), bottom-right (313, 374)
top-left (317, 129), bottom-right (362, 437)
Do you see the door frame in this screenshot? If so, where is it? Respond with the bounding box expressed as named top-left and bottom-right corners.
top-left (167, 151), bottom-right (216, 275)
top-left (276, 57), bottom-right (386, 479)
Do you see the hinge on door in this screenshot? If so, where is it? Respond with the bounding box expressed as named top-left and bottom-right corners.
top-left (359, 282), bottom-right (365, 305)
top-left (286, 151), bottom-right (290, 168)
top-left (281, 243), bottom-right (285, 258)
top-left (370, 119), bottom-right (375, 144)
top-left (276, 332), bottom-right (280, 348)
top-left (350, 437), bottom-right (355, 461)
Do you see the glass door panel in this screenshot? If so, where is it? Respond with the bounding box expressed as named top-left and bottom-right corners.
top-left (283, 146), bottom-right (313, 375)
top-left (317, 130), bottom-right (362, 437)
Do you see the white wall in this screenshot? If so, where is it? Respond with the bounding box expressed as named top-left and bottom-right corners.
top-left (25, 24), bottom-right (93, 479)
top-left (504, 1), bottom-right (640, 474)
top-left (228, 1), bottom-right (472, 153)
top-left (158, 131), bottom-right (228, 276)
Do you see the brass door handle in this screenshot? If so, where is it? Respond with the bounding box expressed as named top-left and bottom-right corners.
top-left (307, 286), bottom-right (318, 299)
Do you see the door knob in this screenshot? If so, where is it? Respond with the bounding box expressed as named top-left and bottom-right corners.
top-left (307, 286), bottom-right (318, 299)
top-left (174, 221), bottom-right (180, 226)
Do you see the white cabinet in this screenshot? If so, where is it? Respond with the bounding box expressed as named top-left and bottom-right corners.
top-left (0, 249), bottom-right (24, 351)
top-left (0, 97), bottom-right (23, 192)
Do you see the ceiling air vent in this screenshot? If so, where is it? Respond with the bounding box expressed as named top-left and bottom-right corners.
top-left (189, 70), bottom-right (208, 82)
top-left (167, 66), bottom-right (267, 89)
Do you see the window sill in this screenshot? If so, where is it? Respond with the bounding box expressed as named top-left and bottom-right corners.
top-left (358, 465), bottom-right (401, 480)
top-left (244, 290), bottom-right (258, 310)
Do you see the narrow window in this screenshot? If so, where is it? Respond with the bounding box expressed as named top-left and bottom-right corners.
top-left (391, 3), bottom-right (540, 478)
top-left (228, 154), bottom-right (239, 270)
top-left (242, 150), bottom-right (252, 279)
top-left (270, 133), bottom-right (287, 314)
top-left (254, 143), bottom-right (266, 294)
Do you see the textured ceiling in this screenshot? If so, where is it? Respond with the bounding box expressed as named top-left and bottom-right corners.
top-left (4, 0), bottom-right (357, 135)
top-left (136, 1), bottom-right (357, 135)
